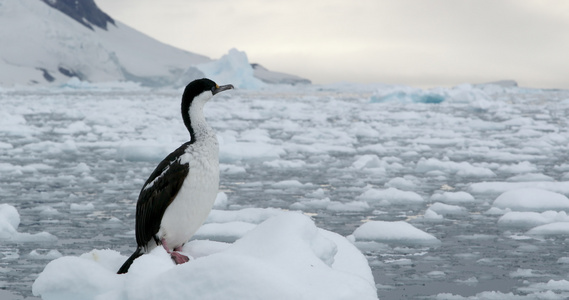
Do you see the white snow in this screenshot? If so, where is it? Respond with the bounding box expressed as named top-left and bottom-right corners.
top-left (32, 212), bottom-right (377, 300)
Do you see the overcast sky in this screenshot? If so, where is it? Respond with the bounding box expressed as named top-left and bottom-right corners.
top-left (96, 0), bottom-right (569, 89)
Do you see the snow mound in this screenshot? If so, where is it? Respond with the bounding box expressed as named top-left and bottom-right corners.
top-left (349, 221), bottom-right (440, 246)
top-left (196, 48), bottom-right (266, 90)
top-left (493, 188), bottom-right (569, 212)
top-left (32, 212), bottom-right (377, 300)
top-left (0, 204), bottom-right (57, 243)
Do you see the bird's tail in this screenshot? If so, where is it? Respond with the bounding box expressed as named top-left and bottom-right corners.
top-left (117, 247), bottom-right (143, 274)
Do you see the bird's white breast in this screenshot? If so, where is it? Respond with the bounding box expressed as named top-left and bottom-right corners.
top-left (158, 136), bottom-right (219, 249)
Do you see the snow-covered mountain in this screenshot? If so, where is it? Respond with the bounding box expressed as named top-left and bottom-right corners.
top-left (0, 0), bottom-right (310, 87)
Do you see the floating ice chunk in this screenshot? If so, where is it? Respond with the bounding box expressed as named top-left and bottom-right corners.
top-left (0, 141), bottom-right (13, 149)
top-left (557, 257), bottom-right (569, 264)
top-left (220, 141), bottom-right (284, 163)
top-left (305, 188), bottom-right (326, 198)
top-left (351, 154), bottom-right (384, 169)
top-left (493, 188), bottom-right (569, 212)
top-left (528, 279), bottom-right (569, 291)
top-left (498, 211), bottom-right (569, 228)
top-left (38, 206), bottom-right (60, 216)
top-left (356, 188), bottom-right (424, 205)
top-left (213, 192), bottom-right (228, 208)
top-left (0, 111), bottom-right (31, 137)
top-left (33, 212), bottom-right (377, 300)
top-left (239, 129), bottom-right (272, 142)
top-left (507, 173), bottom-right (554, 182)
top-left (0, 204), bottom-right (19, 238)
top-left (290, 198), bottom-right (370, 212)
top-left (455, 276), bottom-right (479, 286)
top-left (290, 198), bottom-right (332, 210)
top-left (470, 181), bottom-right (569, 195)
top-left (497, 161), bottom-right (537, 174)
top-left (117, 140), bottom-right (172, 162)
top-left (427, 271), bottom-right (446, 278)
top-left (509, 268), bottom-right (543, 278)
top-left (429, 202), bottom-right (467, 215)
top-left (73, 162), bottom-right (91, 174)
top-left (70, 203), bottom-right (95, 211)
top-left (23, 140), bottom-right (78, 155)
top-left (262, 159), bottom-right (306, 169)
top-left (416, 158), bottom-right (496, 177)
top-left (350, 221), bottom-right (440, 246)
top-left (385, 177), bottom-right (417, 190)
top-left (554, 163), bottom-right (569, 172)
top-left (370, 87), bottom-right (445, 104)
top-left (29, 250), bottom-right (63, 260)
top-left (0, 204), bottom-right (57, 242)
top-left (272, 180), bottom-right (311, 188)
top-left (356, 144), bottom-right (387, 154)
top-left (430, 191), bottom-right (475, 204)
top-left (219, 163), bottom-right (246, 174)
top-left (283, 141), bottom-right (356, 155)
top-left (326, 201), bottom-right (371, 212)
top-left (423, 209), bottom-right (444, 220)
top-left (53, 121), bottom-right (91, 134)
top-left (527, 222), bottom-right (569, 235)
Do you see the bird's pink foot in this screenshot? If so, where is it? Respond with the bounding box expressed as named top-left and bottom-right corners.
top-left (170, 251), bottom-right (190, 265)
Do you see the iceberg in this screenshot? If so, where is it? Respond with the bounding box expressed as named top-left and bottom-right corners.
top-left (32, 212), bottom-right (378, 300)
top-left (195, 48), bottom-right (266, 90)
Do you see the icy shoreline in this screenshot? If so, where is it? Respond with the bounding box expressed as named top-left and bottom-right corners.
top-left (1, 83), bottom-right (569, 299)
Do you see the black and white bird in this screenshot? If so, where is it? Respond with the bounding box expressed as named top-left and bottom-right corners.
top-left (117, 78), bottom-right (234, 274)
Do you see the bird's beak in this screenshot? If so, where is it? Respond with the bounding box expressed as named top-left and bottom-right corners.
top-left (213, 84), bottom-right (234, 95)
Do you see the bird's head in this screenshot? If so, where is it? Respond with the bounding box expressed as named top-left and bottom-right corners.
top-left (182, 78), bottom-right (234, 106)
top-left (181, 78), bottom-right (234, 138)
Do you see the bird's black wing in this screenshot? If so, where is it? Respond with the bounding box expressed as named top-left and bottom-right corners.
top-left (135, 142), bottom-right (191, 249)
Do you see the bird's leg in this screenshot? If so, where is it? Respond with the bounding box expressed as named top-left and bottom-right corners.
top-left (160, 238), bottom-right (190, 265)
top-left (171, 245), bottom-right (189, 264)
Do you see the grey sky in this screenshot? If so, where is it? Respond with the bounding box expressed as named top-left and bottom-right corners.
top-left (97, 0), bottom-right (569, 89)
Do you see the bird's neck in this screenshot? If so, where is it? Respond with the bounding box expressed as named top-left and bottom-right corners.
top-left (185, 101), bottom-right (214, 144)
